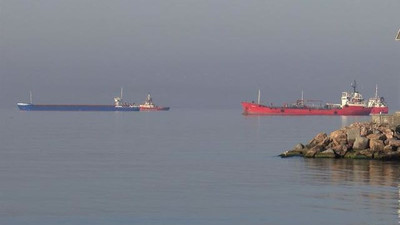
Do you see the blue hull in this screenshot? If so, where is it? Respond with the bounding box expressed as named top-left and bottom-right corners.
top-left (17, 103), bottom-right (139, 111)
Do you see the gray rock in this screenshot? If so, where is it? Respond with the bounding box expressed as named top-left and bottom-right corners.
top-left (353, 136), bottom-right (369, 150)
top-left (346, 127), bottom-right (360, 143)
top-left (293, 143), bottom-right (304, 150)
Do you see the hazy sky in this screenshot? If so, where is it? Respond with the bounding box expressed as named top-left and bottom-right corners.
top-left (1, 0), bottom-right (399, 109)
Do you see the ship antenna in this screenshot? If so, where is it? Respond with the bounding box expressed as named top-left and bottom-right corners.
top-left (351, 80), bottom-right (357, 93)
top-left (29, 91), bottom-right (33, 104)
top-left (257, 89), bottom-right (261, 104)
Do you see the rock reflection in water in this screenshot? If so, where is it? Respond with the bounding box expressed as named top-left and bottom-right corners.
top-left (301, 159), bottom-right (400, 222)
top-left (303, 159), bottom-right (400, 187)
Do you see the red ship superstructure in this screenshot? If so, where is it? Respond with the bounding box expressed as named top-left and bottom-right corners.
top-left (139, 93), bottom-right (170, 111)
top-left (367, 85), bottom-right (389, 114)
top-left (241, 81), bottom-right (388, 116)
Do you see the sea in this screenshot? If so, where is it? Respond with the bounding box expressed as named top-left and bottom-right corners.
top-left (1, 108), bottom-right (399, 225)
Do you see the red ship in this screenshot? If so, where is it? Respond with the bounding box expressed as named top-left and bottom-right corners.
top-left (241, 81), bottom-right (388, 116)
top-left (367, 85), bottom-right (389, 114)
top-left (139, 93), bottom-right (170, 111)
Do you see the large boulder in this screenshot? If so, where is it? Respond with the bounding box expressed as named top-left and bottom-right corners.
top-left (382, 128), bottom-right (394, 139)
top-left (388, 139), bottom-right (400, 147)
top-left (332, 144), bottom-right (348, 157)
top-left (353, 136), bottom-right (369, 150)
top-left (367, 133), bottom-right (386, 141)
top-left (360, 126), bottom-right (371, 137)
top-left (346, 127), bottom-right (360, 143)
top-left (330, 129), bottom-right (347, 146)
top-left (307, 132), bottom-right (328, 148)
top-left (304, 145), bottom-right (324, 158)
top-left (369, 139), bottom-right (385, 151)
top-left (293, 143), bottom-right (304, 150)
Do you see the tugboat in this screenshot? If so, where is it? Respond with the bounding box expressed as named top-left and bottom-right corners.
top-left (17, 88), bottom-right (140, 111)
top-left (368, 85), bottom-right (389, 114)
top-left (139, 93), bottom-right (170, 111)
top-left (241, 81), bottom-right (388, 116)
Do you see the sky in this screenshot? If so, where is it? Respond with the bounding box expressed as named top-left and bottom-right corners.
top-left (1, 0), bottom-right (399, 110)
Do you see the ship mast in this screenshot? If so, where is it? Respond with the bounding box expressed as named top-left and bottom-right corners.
top-left (375, 84), bottom-right (378, 99)
top-left (351, 80), bottom-right (357, 93)
top-left (120, 87), bottom-right (123, 99)
top-left (257, 89), bottom-right (261, 104)
top-left (29, 91), bottom-right (32, 104)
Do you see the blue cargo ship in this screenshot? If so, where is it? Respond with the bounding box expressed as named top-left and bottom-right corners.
top-left (17, 89), bottom-right (139, 111)
top-left (17, 103), bottom-right (139, 111)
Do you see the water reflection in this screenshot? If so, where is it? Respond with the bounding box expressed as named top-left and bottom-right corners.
top-left (303, 159), bottom-right (400, 187)
top-left (301, 159), bottom-right (400, 222)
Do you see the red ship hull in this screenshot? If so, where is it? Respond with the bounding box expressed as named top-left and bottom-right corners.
top-left (139, 106), bottom-right (170, 111)
top-left (370, 106), bottom-right (389, 115)
top-left (241, 102), bottom-right (371, 116)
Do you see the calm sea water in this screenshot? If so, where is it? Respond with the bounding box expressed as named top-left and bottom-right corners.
top-left (1, 108), bottom-right (399, 225)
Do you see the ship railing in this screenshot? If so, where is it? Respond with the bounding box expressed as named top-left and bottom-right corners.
top-left (325, 103), bottom-right (342, 109)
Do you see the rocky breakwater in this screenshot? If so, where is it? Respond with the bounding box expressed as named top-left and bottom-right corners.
top-left (280, 122), bottom-right (400, 160)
